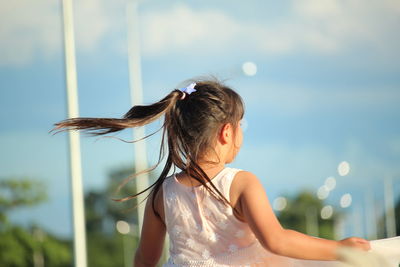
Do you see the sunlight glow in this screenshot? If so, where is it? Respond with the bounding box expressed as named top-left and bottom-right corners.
top-left (242, 62), bottom-right (257, 76)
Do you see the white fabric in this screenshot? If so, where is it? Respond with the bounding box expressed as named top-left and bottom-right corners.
top-left (162, 167), bottom-right (400, 266)
top-left (292, 237), bottom-right (400, 267)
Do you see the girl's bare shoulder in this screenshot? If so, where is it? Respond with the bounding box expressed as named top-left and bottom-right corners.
top-left (230, 170), bottom-right (262, 221)
top-left (231, 170), bottom-right (261, 194)
top-left (147, 184), bottom-right (165, 223)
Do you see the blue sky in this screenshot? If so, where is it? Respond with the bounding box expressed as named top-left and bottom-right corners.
top-left (1, 0), bottom-right (400, 238)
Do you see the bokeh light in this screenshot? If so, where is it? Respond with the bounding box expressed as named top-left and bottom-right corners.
top-left (317, 185), bottom-right (330, 200)
top-left (321, 205), bottom-right (333, 220)
top-left (116, 220), bottom-right (130, 235)
top-left (324, 176), bottom-right (336, 191)
top-left (242, 62), bottom-right (257, 76)
top-left (273, 196), bottom-right (287, 211)
top-left (338, 161), bottom-right (350, 176)
top-left (340, 193), bottom-right (352, 208)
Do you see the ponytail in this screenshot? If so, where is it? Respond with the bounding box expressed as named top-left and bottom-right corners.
top-left (50, 90), bottom-right (181, 136)
top-left (51, 79), bottom-right (245, 219)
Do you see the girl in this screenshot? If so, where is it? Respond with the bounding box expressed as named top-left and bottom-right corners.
top-left (52, 79), bottom-right (370, 266)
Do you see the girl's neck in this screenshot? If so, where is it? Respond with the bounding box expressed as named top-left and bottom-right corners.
top-left (198, 162), bottom-right (226, 178)
top-left (177, 161), bottom-right (226, 187)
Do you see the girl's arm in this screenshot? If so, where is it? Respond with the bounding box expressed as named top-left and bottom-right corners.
top-left (134, 190), bottom-right (166, 267)
top-left (236, 171), bottom-right (370, 261)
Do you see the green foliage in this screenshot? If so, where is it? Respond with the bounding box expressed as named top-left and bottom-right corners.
top-left (106, 166), bottom-right (140, 226)
top-left (0, 177), bottom-right (71, 266)
top-left (85, 166), bottom-right (140, 234)
top-left (85, 191), bottom-right (107, 233)
top-left (85, 165), bottom-right (143, 267)
top-left (87, 232), bottom-right (138, 267)
top-left (277, 190), bottom-right (339, 239)
top-left (0, 225), bottom-right (71, 267)
top-left (0, 166), bottom-right (152, 267)
top-left (0, 226), bottom-right (29, 266)
top-left (0, 178), bottom-right (47, 223)
top-left (41, 233), bottom-right (72, 267)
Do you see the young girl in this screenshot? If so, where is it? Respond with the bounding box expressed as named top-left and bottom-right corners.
top-left (52, 79), bottom-right (370, 266)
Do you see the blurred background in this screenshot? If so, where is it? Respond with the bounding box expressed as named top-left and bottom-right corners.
top-left (1, 0), bottom-right (399, 266)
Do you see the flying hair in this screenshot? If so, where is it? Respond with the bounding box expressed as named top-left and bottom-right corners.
top-left (50, 77), bottom-right (245, 218)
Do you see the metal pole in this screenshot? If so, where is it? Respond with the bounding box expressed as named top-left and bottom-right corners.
top-left (62, 0), bottom-right (87, 266)
top-left (352, 204), bottom-right (363, 237)
top-left (126, 1), bottom-right (170, 261)
top-left (364, 188), bottom-right (377, 239)
top-left (384, 177), bottom-right (396, 237)
top-left (126, 0), bottom-right (149, 235)
top-left (334, 214), bottom-right (345, 240)
top-left (305, 206), bottom-right (319, 237)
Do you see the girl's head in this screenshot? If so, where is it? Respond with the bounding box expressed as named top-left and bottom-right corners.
top-left (51, 77), bottom-right (245, 211)
top-left (164, 79), bottom-right (244, 168)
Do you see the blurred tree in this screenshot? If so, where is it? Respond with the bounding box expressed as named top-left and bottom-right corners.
top-left (0, 178), bottom-right (46, 223)
top-left (84, 166), bottom-right (140, 234)
top-left (277, 190), bottom-right (340, 239)
top-left (0, 177), bottom-right (71, 267)
top-left (85, 165), bottom-right (143, 267)
top-left (377, 197), bottom-right (400, 238)
top-left (105, 166), bottom-right (139, 231)
top-left (0, 225), bottom-right (71, 267)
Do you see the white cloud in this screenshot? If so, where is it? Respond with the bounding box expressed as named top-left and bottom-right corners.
top-left (140, 1), bottom-right (400, 57)
top-left (0, 0), bottom-right (119, 67)
top-left (1, 0), bottom-right (399, 66)
top-left (293, 0), bottom-right (343, 17)
top-left (140, 4), bottom-right (241, 56)
top-left (0, 0), bottom-right (60, 66)
top-left (74, 0), bottom-right (121, 51)
top-left (139, 4), bottom-right (295, 56)
top-left (291, 0), bottom-right (400, 53)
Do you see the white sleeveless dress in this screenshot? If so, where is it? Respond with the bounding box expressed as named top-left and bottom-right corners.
top-left (161, 167), bottom-right (400, 267)
top-left (162, 167), bottom-right (295, 266)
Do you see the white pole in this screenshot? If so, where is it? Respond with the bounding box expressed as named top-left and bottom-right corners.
top-left (334, 214), bottom-right (345, 240)
top-left (126, 0), bottom-right (149, 235)
top-left (352, 204), bottom-right (363, 237)
top-left (126, 1), bottom-right (170, 261)
top-left (305, 206), bottom-right (319, 237)
top-left (62, 0), bottom-right (87, 266)
top-left (384, 177), bottom-right (396, 237)
top-left (364, 188), bottom-right (377, 239)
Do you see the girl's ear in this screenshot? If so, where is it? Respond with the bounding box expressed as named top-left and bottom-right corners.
top-left (219, 123), bottom-right (232, 144)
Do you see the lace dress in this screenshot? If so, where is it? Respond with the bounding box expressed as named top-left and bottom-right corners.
top-left (162, 167), bottom-right (295, 266)
top-left (161, 167), bottom-right (400, 267)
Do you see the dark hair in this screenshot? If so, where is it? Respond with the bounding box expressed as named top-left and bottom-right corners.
top-left (50, 78), bottom-right (245, 218)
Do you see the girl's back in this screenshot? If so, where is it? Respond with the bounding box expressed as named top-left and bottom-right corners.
top-left (162, 167), bottom-right (293, 266)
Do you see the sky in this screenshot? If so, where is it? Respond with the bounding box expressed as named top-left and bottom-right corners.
top-left (1, 0), bottom-right (400, 239)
